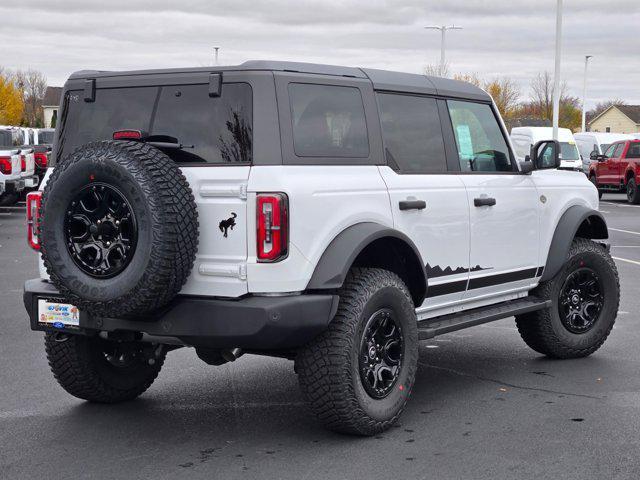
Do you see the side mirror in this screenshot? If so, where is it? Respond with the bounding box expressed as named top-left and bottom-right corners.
top-left (589, 151), bottom-right (599, 161)
top-left (597, 154), bottom-right (607, 162)
top-left (531, 140), bottom-right (561, 170)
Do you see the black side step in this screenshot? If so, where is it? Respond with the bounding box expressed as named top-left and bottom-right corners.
top-left (417, 296), bottom-right (551, 340)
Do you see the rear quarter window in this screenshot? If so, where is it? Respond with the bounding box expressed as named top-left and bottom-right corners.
top-left (55, 83), bottom-right (252, 165)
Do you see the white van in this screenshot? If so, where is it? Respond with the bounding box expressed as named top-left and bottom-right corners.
top-left (511, 127), bottom-right (582, 171)
top-left (574, 132), bottom-right (633, 170)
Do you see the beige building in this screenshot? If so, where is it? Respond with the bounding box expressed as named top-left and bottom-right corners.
top-left (588, 105), bottom-right (640, 134)
top-left (42, 86), bottom-right (62, 128)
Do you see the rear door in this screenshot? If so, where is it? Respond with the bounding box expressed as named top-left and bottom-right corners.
top-left (376, 93), bottom-right (470, 311)
top-left (54, 72), bottom-right (259, 298)
top-left (445, 100), bottom-right (540, 301)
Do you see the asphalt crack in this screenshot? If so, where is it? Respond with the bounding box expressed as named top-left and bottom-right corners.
top-left (418, 361), bottom-right (601, 399)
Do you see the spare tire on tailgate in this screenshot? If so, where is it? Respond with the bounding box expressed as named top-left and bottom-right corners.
top-left (40, 140), bottom-right (198, 316)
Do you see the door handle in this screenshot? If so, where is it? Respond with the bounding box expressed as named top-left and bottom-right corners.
top-left (399, 199), bottom-right (427, 211)
top-left (474, 197), bottom-right (496, 207)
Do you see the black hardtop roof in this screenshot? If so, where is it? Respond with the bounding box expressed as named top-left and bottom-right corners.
top-left (68, 60), bottom-right (490, 101)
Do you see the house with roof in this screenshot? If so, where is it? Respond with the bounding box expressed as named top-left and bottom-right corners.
top-left (42, 86), bottom-right (62, 128)
top-left (588, 105), bottom-right (640, 134)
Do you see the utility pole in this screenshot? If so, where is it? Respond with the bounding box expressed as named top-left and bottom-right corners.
top-left (213, 46), bottom-right (220, 66)
top-left (424, 25), bottom-right (463, 77)
top-left (581, 55), bottom-right (593, 132)
top-left (552, 0), bottom-right (563, 140)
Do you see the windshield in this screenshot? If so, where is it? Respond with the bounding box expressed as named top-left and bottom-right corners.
top-left (55, 83), bottom-right (252, 166)
top-left (38, 130), bottom-right (55, 144)
top-left (560, 142), bottom-right (580, 160)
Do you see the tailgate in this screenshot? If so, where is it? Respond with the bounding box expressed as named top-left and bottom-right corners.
top-left (179, 166), bottom-right (251, 298)
top-left (21, 149), bottom-right (35, 176)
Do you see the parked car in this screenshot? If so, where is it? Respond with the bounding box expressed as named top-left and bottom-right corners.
top-left (511, 126), bottom-right (583, 171)
top-left (574, 132), bottom-right (633, 172)
top-left (588, 139), bottom-right (640, 203)
top-left (23, 61), bottom-right (619, 435)
top-left (32, 128), bottom-right (54, 182)
top-left (0, 128), bottom-right (26, 205)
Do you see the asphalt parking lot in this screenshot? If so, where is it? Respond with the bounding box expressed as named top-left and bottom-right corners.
top-left (1, 194), bottom-right (640, 480)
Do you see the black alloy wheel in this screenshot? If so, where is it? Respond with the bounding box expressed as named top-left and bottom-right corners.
top-left (359, 308), bottom-right (404, 399)
top-left (558, 267), bottom-right (604, 334)
top-left (64, 183), bottom-right (137, 278)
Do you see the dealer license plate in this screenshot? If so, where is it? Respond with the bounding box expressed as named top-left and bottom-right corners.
top-left (37, 299), bottom-right (80, 329)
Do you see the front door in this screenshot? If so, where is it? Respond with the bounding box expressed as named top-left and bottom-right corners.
top-left (376, 93), bottom-right (470, 312)
top-left (445, 99), bottom-right (540, 302)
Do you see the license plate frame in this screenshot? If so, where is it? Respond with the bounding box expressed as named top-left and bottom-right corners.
top-left (37, 298), bottom-right (81, 330)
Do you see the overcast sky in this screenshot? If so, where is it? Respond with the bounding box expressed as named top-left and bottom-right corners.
top-left (1, 0), bottom-right (638, 108)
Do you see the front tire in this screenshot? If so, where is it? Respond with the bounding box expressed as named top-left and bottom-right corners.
top-left (627, 178), bottom-right (640, 204)
top-left (516, 238), bottom-right (619, 359)
top-left (0, 192), bottom-right (19, 206)
top-left (590, 175), bottom-right (602, 199)
top-left (45, 333), bottom-right (166, 403)
top-left (296, 268), bottom-right (418, 436)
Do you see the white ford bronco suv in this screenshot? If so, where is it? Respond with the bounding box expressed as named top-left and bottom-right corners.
top-left (23, 61), bottom-right (619, 435)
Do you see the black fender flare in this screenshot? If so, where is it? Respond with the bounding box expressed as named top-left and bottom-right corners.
top-left (540, 205), bottom-right (608, 282)
top-left (306, 222), bottom-right (427, 302)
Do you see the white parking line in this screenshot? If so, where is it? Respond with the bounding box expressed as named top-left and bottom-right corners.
top-left (613, 256), bottom-right (640, 267)
top-left (611, 246), bottom-right (640, 248)
top-left (601, 201), bottom-right (640, 209)
top-left (609, 228), bottom-right (640, 237)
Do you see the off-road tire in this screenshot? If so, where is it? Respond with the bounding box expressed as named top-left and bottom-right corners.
top-left (0, 192), bottom-right (19, 206)
top-left (515, 238), bottom-right (619, 359)
top-left (40, 140), bottom-right (198, 316)
top-left (627, 178), bottom-right (640, 204)
top-left (44, 333), bottom-right (166, 403)
top-left (296, 268), bottom-right (418, 436)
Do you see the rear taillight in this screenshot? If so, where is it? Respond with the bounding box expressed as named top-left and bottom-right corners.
top-left (0, 156), bottom-right (10, 174)
top-left (34, 152), bottom-right (48, 168)
top-left (113, 130), bottom-right (143, 140)
top-left (20, 155), bottom-right (26, 171)
top-left (256, 193), bottom-right (288, 262)
top-left (26, 191), bottom-right (43, 251)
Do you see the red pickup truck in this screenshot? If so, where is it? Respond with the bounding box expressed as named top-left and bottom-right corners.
top-left (589, 139), bottom-right (640, 203)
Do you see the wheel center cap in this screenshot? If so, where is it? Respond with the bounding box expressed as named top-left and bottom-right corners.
top-left (368, 345), bottom-right (377, 359)
top-left (571, 294), bottom-right (580, 305)
top-left (89, 224), bottom-right (98, 235)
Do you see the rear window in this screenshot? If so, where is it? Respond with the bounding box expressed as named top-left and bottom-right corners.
top-left (55, 83), bottom-right (252, 165)
top-left (0, 130), bottom-right (22, 148)
top-left (0, 130), bottom-right (12, 148)
top-left (288, 83), bottom-right (369, 158)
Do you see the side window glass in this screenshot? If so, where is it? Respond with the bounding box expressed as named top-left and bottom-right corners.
top-left (289, 83), bottom-right (369, 158)
top-left (613, 143), bottom-right (625, 158)
top-left (447, 100), bottom-right (512, 172)
top-left (377, 93), bottom-right (446, 173)
top-left (627, 143), bottom-right (640, 159)
top-left (603, 144), bottom-right (617, 158)
top-left (539, 142), bottom-right (558, 169)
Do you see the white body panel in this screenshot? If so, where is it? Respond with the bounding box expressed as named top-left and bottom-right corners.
top-left (246, 165), bottom-right (392, 293)
top-left (511, 127), bottom-right (583, 171)
top-left (378, 166), bottom-right (470, 310)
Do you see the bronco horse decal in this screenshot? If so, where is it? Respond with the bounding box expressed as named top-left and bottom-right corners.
top-left (219, 212), bottom-right (237, 238)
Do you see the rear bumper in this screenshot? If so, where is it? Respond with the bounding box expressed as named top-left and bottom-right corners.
top-left (24, 279), bottom-right (339, 350)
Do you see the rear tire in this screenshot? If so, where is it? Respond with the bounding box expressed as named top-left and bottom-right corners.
top-left (296, 268), bottom-right (418, 436)
top-left (45, 333), bottom-right (166, 403)
top-left (627, 178), bottom-right (640, 204)
top-left (515, 238), bottom-right (619, 359)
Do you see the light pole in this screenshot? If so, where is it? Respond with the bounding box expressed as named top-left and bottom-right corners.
top-left (552, 0), bottom-right (563, 140)
top-left (581, 55), bottom-right (593, 132)
top-left (213, 46), bottom-right (220, 66)
top-left (424, 25), bottom-right (463, 77)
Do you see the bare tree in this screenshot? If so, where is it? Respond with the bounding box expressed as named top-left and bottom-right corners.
top-left (529, 71), bottom-right (570, 122)
top-left (17, 69), bottom-right (47, 127)
top-left (424, 62), bottom-right (450, 78)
